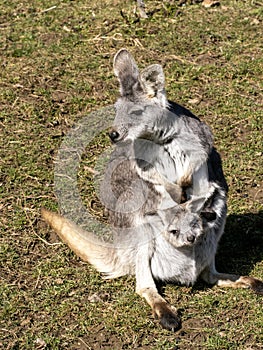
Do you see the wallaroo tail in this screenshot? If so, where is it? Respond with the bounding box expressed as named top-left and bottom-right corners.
top-left (41, 208), bottom-right (117, 276)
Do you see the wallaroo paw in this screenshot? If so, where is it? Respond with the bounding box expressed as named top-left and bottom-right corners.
top-left (159, 311), bottom-right (181, 332)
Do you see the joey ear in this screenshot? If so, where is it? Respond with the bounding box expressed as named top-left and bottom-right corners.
top-left (140, 64), bottom-right (167, 106)
top-left (113, 49), bottom-right (140, 97)
top-left (184, 196), bottom-right (206, 214)
top-left (201, 211), bottom-right (217, 222)
top-left (155, 207), bottom-right (179, 226)
top-left (184, 184), bottom-right (220, 215)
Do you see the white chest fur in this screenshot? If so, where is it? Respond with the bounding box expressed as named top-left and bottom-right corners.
top-left (150, 224), bottom-right (220, 286)
top-left (150, 234), bottom-right (198, 285)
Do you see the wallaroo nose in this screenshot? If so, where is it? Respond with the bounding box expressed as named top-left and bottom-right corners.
top-left (108, 129), bottom-right (120, 142)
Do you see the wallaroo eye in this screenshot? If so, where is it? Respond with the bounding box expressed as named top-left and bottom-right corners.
top-left (169, 229), bottom-right (179, 235)
top-left (129, 108), bottom-right (144, 116)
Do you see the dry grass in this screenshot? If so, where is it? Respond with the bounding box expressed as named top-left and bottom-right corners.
top-left (1, 1), bottom-right (262, 349)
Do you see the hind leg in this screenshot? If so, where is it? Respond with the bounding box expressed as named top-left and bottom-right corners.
top-left (138, 287), bottom-right (181, 331)
top-left (135, 246), bottom-right (181, 331)
top-left (201, 259), bottom-right (263, 295)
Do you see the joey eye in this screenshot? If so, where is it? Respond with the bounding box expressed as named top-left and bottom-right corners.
top-left (169, 229), bottom-right (180, 235)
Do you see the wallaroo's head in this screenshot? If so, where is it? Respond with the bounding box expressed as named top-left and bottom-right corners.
top-left (109, 49), bottom-right (169, 144)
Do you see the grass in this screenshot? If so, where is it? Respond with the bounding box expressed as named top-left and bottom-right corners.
top-left (1, 0), bottom-right (263, 349)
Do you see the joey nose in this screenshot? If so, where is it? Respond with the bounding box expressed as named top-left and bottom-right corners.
top-left (187, 234), bottom-right (196, 243)
top-left (108, 130), bottom-right (120, 142)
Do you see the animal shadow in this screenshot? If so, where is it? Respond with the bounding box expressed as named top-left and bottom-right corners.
top-left (216, 210), bottom-right (263, 276)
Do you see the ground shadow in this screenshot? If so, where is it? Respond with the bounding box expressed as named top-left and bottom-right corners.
top-left (189, 210), bottom-right (263, 292)
top-left (215, 210), bottom-right (263, 276)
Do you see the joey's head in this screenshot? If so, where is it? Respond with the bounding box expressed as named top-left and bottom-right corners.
top-left (108, 49), bottom-right (169, 144)
top-left (160, 206), bottom-right (204, 248)
top-left (158, 185), bottom-right (222, 248)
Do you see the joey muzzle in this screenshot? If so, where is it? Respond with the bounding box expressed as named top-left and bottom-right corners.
top-left (186, 234), bottom-right (196, 243)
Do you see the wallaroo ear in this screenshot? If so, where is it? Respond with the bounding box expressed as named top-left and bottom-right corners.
top-left (113, 49), bottom-right (140, 97)
top-left (201, 211), bottom-right (217, 222)
top-left (140, 64), bottom-right (165, 98)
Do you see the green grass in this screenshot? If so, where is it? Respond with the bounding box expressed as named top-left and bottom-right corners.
top-left (1, 0), bottom-right (263, 349)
